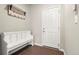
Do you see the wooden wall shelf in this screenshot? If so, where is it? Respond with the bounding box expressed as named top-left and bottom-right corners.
top-left (7, 5), bottom-right (26, 20)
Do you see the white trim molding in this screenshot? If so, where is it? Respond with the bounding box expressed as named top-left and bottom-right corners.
top-left (59, 48), bottom-right (66, 55)
top-left (34, 43), bottom-right (43, 46)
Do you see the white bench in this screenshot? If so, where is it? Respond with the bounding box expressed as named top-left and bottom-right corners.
top-left (0, 31), bottom-right (33, 55)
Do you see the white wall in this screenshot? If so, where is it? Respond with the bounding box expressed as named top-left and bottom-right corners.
top-left (0, 4), bottom-right (31, 32)
top-left (30, 4), bottom-right (61, 45)
top-left (30, 5), bottom-right (42, 44)
top-left (63, 4), bottom-right (79, 54)
top-left (60, 5), bottom-right (65, 50)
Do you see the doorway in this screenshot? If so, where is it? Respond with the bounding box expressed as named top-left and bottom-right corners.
top-left (41, 8), bottom-right (60, 48)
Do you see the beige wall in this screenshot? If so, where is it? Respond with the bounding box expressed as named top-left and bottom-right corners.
top-left (30, 5), bottom-right (42, 44)
top-left (0, 4), bottom-right (31, 32)
top-left (60, 5), bottom-right (65, 50)
top-left (63, 4), bottom-right (79, 54)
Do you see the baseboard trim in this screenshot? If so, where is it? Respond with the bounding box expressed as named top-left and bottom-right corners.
top-left (34, 43), bottom-right (43, 46)
top-left (59, 48), bottom-right (66, 55)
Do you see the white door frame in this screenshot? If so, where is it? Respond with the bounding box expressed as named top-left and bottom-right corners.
top-left (41, 7), bottom-right (60, 49)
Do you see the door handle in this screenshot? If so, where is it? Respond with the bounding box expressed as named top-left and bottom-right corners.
top-left (43, 31), bottom-right (45, 32)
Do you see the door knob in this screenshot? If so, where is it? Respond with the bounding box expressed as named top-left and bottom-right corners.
top-left (43, 31), bottom-right (45, 32)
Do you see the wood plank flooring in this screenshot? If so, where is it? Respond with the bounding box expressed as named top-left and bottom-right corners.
top-left (12, 45), bottom-right (64, 55)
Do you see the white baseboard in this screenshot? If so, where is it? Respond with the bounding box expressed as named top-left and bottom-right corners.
top-left (34, 43), bottom-right (43, 46)
top-left (59, 48), bottom-right (66, 55)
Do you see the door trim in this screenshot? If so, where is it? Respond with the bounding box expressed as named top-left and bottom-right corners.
top-left (41, 8), bottom-right (60, 49)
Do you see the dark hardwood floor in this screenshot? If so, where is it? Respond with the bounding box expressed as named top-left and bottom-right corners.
top-left (12, 45), bottom-right (64, 55)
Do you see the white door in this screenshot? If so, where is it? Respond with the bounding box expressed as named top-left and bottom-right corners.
top-left (41, 8), bottom-right (60, 48)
